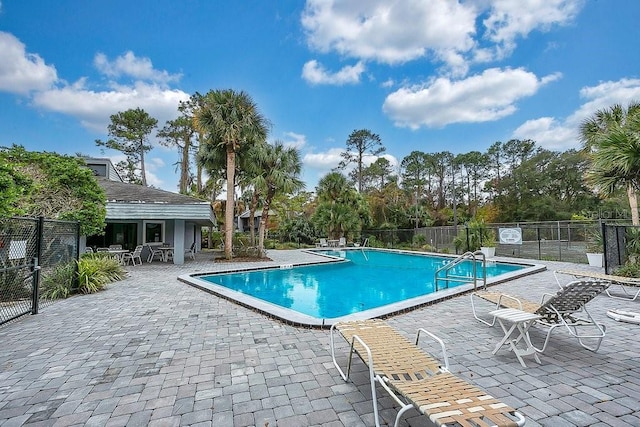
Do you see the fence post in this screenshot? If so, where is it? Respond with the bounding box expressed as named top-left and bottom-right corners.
top-left (73, 221), bottom-right (80, 292)
top-left (602, 221), bottom-right (608, 273)
top-left (31, 217), bottom-right (45, 315)
top-left (557, 221), bottom-right (562, 262)
top-left (30, 257), bottom-right (40, 315)
top-left (465, 225), bottom-right (469, 255)
top-left (537, 227), bottom-right (541, 260)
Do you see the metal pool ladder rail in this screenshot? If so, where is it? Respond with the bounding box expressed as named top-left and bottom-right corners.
top-left (434, 250), bottom-right (486, 291)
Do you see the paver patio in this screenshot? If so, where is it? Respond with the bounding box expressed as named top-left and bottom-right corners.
top-left (1, 250), bottom-right (639, 426)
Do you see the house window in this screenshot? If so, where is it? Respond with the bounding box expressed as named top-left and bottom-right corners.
top-left (144, 221), bottom-right (165, 243)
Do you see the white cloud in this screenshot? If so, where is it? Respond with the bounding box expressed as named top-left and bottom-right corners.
top-left (301, 0), bottom-right (584, 76)
top-left (94, 51), bottom-right (181, 84)
top-left (145, 157), bottom-right (168, 189)
top-left (513, 78), bottom-right (640, 151)
top-left (302, 147), bottom-right (399, 185)
top-left (383, 68), bottom-right (561, 129)
top-left (301, 0), bottom-right (476, 67)
top-left (148, 157), bottom-right (166, 170)
top-left (302, 60), bottom-right (365, 85)
top-left (568, 78), bottom-right (640, 127)
top-left (482, 0), bottom-right (583, 59)
top-left (0, 31), bottom-right (58, 94)
top-left (32, 80), bottom-right (190, 132)
top-left (281, 132), bottom-right (307, 149)
top-left (303, 147), bottom-right (344, 170)
top-left (381, 78), bottom-right (395, 88)
top-left (512, 117), bottom-right (576, 150)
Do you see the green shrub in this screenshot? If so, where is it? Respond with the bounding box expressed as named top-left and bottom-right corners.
top-left (586, 229), bottom-right (604, 253)
top-left (614, 262), bottom-right (640, 278)
top-left (1, 268), bottom-right (34, 302)
top-left (412, 234), bottom-right (427, 247)
top-left (41, 255), bottom-right (126, 299)
top-left (77, 255), bottom-right (126, 294)
top-left (453, 220), bottom-right (496, 252)
top-left (366, 236), bottom-right (385, 248)
top-left (40, 262), bottom-right (75, 299)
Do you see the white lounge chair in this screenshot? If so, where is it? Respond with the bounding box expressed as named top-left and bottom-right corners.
top-left (556, 269), bottom-right (640, 301)
top-left (471, 280), bottom-right (610, 352)
top-left (331, 319), bottom-right (526, 427)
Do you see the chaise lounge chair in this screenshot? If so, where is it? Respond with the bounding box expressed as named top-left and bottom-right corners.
top-left (555, 269), bottom-right (640, 301)
top-left (471, 280), bottom-right (609, 352)
top-left (330, 319), bottom-right (526, 427)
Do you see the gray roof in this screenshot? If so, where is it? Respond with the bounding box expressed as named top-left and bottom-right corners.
top-left (97, 178), bottom-right (208, 205)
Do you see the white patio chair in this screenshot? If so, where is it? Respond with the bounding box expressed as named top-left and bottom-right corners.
top-left (185, 242), bottom-right (196, 260)
top-left (123, 245), bottom-right (144, 266)
top-left (146, 245), bottom-right (163, 263)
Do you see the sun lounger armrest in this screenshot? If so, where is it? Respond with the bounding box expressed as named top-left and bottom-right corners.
top-left (497, 293), bottom-right (523, 310)
top-left (540, 292), bottom-right (554, 304)
top-left (415, 328), bottom-right (449, 371)
top-left (330, 326), bottom-right (375, 383)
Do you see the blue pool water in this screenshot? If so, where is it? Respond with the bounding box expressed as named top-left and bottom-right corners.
top-left (199, 250), bottom-right (524, 319)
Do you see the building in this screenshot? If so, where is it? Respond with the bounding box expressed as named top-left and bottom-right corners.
top-left (84, 158), bottom-right (215, 264)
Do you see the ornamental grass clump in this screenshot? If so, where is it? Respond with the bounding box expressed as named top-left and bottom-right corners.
top-left (77, 255), bottom-right (126, 294)
top-left (40, 254), bottom-right (125, 299)
top-left (40, 262), bottom-right (75, 299)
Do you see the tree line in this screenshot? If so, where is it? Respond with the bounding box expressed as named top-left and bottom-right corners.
top-left (92, 93), bottom-right (640, 253)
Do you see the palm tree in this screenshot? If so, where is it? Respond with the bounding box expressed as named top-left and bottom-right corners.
top-left (247, 141), bottom-right (305, 252)
top-left (194, 89), bottom-right (269, 259)
top-left (313, 172), bottom-right (368, 240)
top-left (580, 102), bottom-right (640, 225)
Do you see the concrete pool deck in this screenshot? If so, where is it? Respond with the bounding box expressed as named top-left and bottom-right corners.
top-left (1, 249), bottom-right (639, 426)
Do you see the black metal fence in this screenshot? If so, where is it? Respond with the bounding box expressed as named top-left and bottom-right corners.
top-left (362, 220), bottom-right (626, 264)
top-left (0, 217), bottom-right (79, 326)
top-left (603, 224), bottom-right (640, 274)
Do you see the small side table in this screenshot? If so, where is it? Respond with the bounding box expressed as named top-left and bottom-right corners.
top-left (489, 308), bottom-right (542, 368)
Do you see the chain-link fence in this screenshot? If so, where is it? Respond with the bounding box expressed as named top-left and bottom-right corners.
top-left (361, 220), bottom-right (624, 264)
top-left (0, 217), bottom-right (79, 326)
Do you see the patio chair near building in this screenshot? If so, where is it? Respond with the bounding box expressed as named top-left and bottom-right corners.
top-left (315, 238), bottom-right (328, 248)
top-left (123, 245), bottom-right (144, 266)
top-left (185, 242), bottom-right (196, 260)
top-left (471, 279), bottom-right (610, 352)
top-left (146, 245), bottom-right (163, 263)
top-left (330, 319), bottom-right (525, 427)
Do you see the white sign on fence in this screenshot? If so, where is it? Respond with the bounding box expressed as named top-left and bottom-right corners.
top-left (499, 228), bottom-right (522, 245)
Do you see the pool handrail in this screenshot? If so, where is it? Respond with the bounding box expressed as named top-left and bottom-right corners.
top-left (434, 250), bottom-right (487, 291)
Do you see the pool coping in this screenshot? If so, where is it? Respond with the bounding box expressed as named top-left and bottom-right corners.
top-left (178, 248), bottom-right (546, 328)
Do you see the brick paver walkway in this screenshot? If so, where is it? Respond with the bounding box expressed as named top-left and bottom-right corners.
top-left (1, 250), bottom-right (639, 426)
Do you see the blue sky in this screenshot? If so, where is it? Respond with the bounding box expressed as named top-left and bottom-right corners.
top-left (1, 0), bottom-right (640, 193)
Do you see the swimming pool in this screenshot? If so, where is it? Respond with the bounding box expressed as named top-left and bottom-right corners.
top-left (181, 249), bottom-right (544, 327)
